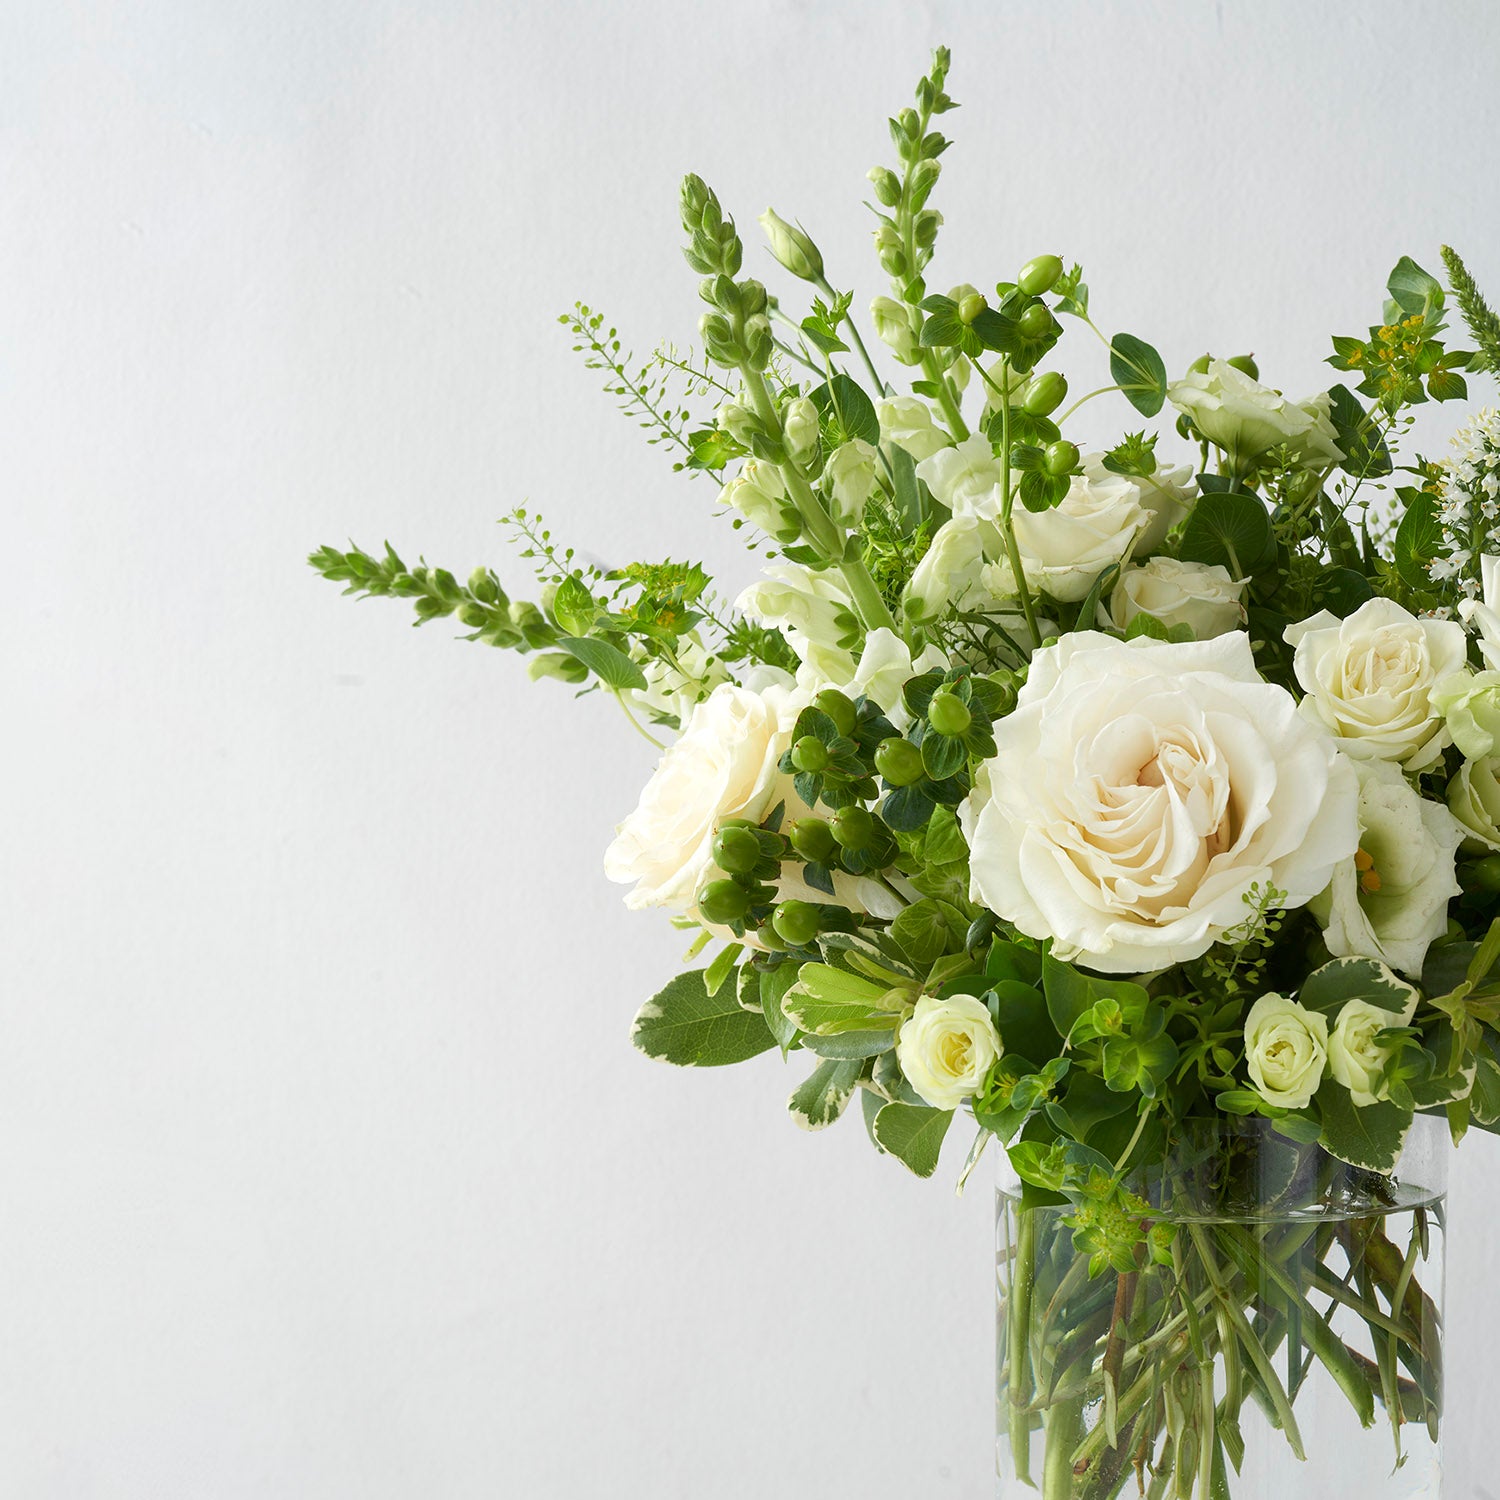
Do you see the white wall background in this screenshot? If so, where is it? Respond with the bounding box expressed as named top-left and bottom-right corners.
top-left (4, 2), bottom-right (1500, 1496)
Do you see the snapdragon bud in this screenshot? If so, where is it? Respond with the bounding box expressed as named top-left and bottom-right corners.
top-left (867, 166), bottom-right (901, 207)
top-left (784, 396), bottom-right (821, 464)
top-left (909, 158), bottom-right (941, 209)
top-left (913, 210), bottom-right (942, 250)
top-left (873, 223), bottom-right (907, 278)
top-left (759, 208), bottom-right (824, 282)
top-left (719, 460), bottom-right (801, 544)
top-left (467, 567), bottom-right (504, 607)
top-left (870, 296), bottom-right (918, 363)
top-left (716, 398), bottom-right (758, 447)
top-left (527, 651), bottom-right (589, 686)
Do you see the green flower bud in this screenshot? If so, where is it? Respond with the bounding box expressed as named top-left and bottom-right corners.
top-left (958, 292), bottom-right (987, 325)
top-left (791, 735), bottom-right (831, 773)
top-left (784, 396), bottom-right (821, 464)
top-left (697, 877), bottom-right (751, 926)
top-left (508, 601), bottom-right (555, 648)
top-left (909, 157), bottom-right (942, 209)
top-left (467, 567), bottom-right (503, 606)
top-left (831, 805), bottom-right (875, 851)
top-left (898, 107), bottom-right (921, 144)
top-left (1044, 440), bottom-right (1080, 477)
top-left (716, 398), bottom-right (758, 446)
top-left (1017, 255), bottom-right (1064, 297)
top-left (758, 208), bottom-right (823, 282)
top-left (788, 817), bottom-right (837, 863)
top-left (875, 737), bottom-right (925, 787)
top-left (526, 651), bottom-right (589, 686)
top-left (712, 824), bottom-right (763, 877)
top-left (739, 279), bottom-right (768, 316)
top-left (1018, 303), bottom-right (1057, 340)
top-left (456, 602), bottom-right (491, 629)
top-left (913, 209), bottom-right (942, 250)
top-left (1227, 353), bottom-right (1260, 380)
top-left (986, 674), bottom-right (1019, 717)
top-left (867, 166), bottom-right (902, 207)
top-left (873, 223), bottom-right (907, 278)
top-left (813, 688), bottom-right (858, 738)
top-left (1023, 371), bottom-right (1068, 417)
top-left (928, 691), bottom-right (972, 737)
top-left (772, 900), bottom-right (823, 948)
top-left (870, 296), bottom-right (919, 364)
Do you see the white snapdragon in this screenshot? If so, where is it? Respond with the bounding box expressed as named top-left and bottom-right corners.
top-left (877, 396), bottom-right (950, 461)
top-left (870, 296), bottom-right (919, 363)
top-left (824, 439), bottom-right (880, 527)
top-left (915, 434), bottom-right (1006, 520)
top-left (783, 396), bottom-right (821, 464)
top-left (720, 460), bottom-right (800, 543)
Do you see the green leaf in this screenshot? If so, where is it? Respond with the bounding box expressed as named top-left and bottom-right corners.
top-left (1045, 1070), bottom-right (1134, 1142)
top-left (1109, 333), bottom-right (1167, 417)
top-left (1307, 566), bottom-right (1374, 618)
top-left (1177, 491), bottom-right (1275, 575)
top-left (1042, 953), bottom-right (1149, 1044)
top-left (1326, 384), bottom-right (1392, 478)
top-left (1298, 957), bottom-right (1418, 1020)
top-left (889, 441), bottom-right (924, 533)
top-left (923, 805), bottom-right (970, 866)
top-left (558, 635), bottom-right (648, 691)
top-left (631, 970), bottom-right (777, 1067)
top-left (788, 1057), bottom-right (865, 1130)
top-left (808, 374), bottom-right (880, 446)
top-left (782, 962), bottom-right (906, 1035)
top-left (801, 1029), bottom-right (896, 1060)
top-left (758, 963), bottom-right (803, 1055)
top-left (890, 898), bottom-right (965, 969)
top-left (1317, 1085), bottom-right (1413, 1173)
top-left (989, 978), bottom-right (1060, 1064)
top-left (1387, 256), bottom-right (1443, 318)
top-left (883, 783), bottom-right (936, 832)
top-left (871, 1101), bottom-right (953, 1177)
top-left (921, 731), bottom-right (966, 781)
top-left (1428, 367), bottom-right (1468, 402)
top-left (703, 943), bottom-right (742, 998)
top-left (1394, 493), bottom-right (1446, 590)
top-left (551, 574), bottom-right (597, 636)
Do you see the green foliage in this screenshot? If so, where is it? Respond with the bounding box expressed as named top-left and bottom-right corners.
top-left (1108, 333), bottom-right (1167, 417)
top-left (871, 1100), bottom-right (953, 1177)
top-left (1441, 243), bottom-right (1500, 376)
top-left (631, 970), bottom-right (778, 1067)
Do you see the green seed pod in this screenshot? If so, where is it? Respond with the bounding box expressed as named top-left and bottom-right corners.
top-left (1188, 352), bottom-right (1212, 376)
top-left (1023, 371), bottom-right (1068, 417)
top-left (813, 689), bottom-right (858, 738)
top-left (831, 805), bottom-right (875, 851)
top-left (928, 691), bottom-right (972, 737)
top-left (788, 817), bottom-right (837, 864)
top-left (712, 824), bottom-right (763, 877)
top-left (958, 292), bottom-right (987, 325)
top-left (1044, 440), bottom-right (1080, 477)
top-left (1227, 353), bottom-right (1260, 380)
top-left (772, 900), bottom-right (823, 948)
top-left (697, 878), bottom-right (751, 925)
top-left (791, 735), bottom-right (831, 773)
top-left (875, 737), bottom-right (925, 787)
top-left (1016, 255), bottom-right (1063, 297)
top-left (1018, 303), bottom-right (1057, 340)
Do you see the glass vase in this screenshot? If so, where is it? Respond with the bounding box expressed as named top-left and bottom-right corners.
top-left (995, 1116), bottom-right (1447, 1499)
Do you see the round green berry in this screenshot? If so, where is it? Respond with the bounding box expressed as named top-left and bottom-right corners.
top-left (791, 735), bottom-right (830, 773)
top-left (830, 805), bottom-right (875, 851)
top-left (788, 817), bottom-right (837, 864)
top-left (1227, 353), bottom-right (1260, 380)
top-left (813, 688), bottom-right (857, 738)
top-left (874, 737), bottom-right (925, 787)
top-left (1018, 303), bottom-right (1057, 340)
top-left (711, 824), bottom-right (762, 876)
top-left (1023, 371), bottom-right (1068, 417)
top-left (928, 691), bottom-right (972, 738)
top-left (1044, 440), bottom-right (1079, 477)
top-left (1016, 254), bottom-right (1063, 297)
top-left (772, 900), bottom-right (823, 948)
top-left (697, 878), bottom-right (751, 925)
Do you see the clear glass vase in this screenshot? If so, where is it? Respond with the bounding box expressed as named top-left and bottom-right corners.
top-left (995, 1116), bottom-right (1448, 1499)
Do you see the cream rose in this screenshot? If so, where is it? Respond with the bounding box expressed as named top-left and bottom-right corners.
top-left (1081, 453), bottom-right (1194, 553)
top-left (1448, 755), bottom-right (1500, 851)
top-left (1244, 994), bottom-right (1329, 1110)
top-left (1167, 359), bottom-right (1343, 468)
top-left (961, 632), bottom-right (1359, 973)
top-left (1110, 557), bottom-right (1247, 640)
top-left (1327, 998), bottom-right (1410, 1107)
top-left (604, 682), bottom-right (805, 913)
top-left (896, 994), bottom-right (1002, 1110)
top-left (1432, 669), bottom-right (1500, 758)
top-left (1286, 598), bottom-right (1468, 770)
top-left (1309, 757), bottom-right (1463, 980)
top-left (877, 395), bottom-right (950, 461)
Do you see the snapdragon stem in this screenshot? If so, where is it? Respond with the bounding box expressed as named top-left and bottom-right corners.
top-left (998, 371), bottom-right (1045, 649)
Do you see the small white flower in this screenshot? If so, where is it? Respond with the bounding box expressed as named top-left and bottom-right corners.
top-left (896, 994), bottom-right (1002, 1111)
top-left (1244, 994), bottom-right (1329, 1110)
top-left (904, 515), bottom-right (998, 621)
top-left (720, 459), bottom-right (800, 543)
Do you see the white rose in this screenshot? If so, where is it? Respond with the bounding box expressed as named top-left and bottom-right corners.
top-left (870, 296), bottom-right (919, 363)
top-left (1447, 755), bottom-right (1500, 851)
top-left (1167, 359), bottom-right (1344, 468)
top-left (1432, 669), bottom-right (1500, 758)
top-left (1286, 598), bottom-right (1468, 770)
top-left (987, 469), bottom-right (1151, 604)
top-left (1459, 553), bottom-right (1500, 670)
top-left (1309, 757), bottom-right (1463, 980)
top-left (1327, 998), bottom-right (1410, 1107)
top-left (877, 395), bottom-right (950, 461)
top-left (961, 632), bottom-right (1360, 973)
top-left (1082, 454), bottom-right (1194, 554)
top-left (1244, 994), bottom-right (1329, 1110)
top-left (604, 682), bottom-right (805, 913)
top-left (720, 459), bottom-right (800, 543)
top-left (737, 562), bottom-right (858, 678)
top-left (824, 438), bottom-right (880, 526)
top-left (1111, 557), bottom-right (1247, 640)
top-left (915, 433), bottom-right (1006, 521)
top-left (896, 994), bottom-right (1002, 1111)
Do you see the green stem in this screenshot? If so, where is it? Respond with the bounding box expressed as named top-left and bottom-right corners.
top-left (817, 274), bottom-right (890, 398)
top-left (1043, 1390), bottom-right (1087, 1500)
top-left (1009, 1209), bottom-right (1038, 1486)
top-left (999, 370), bottom-right (1045, 649)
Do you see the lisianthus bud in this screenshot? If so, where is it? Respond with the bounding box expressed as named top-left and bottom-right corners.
top-left (759, 208), bottom-right (823, 282)
top-left (784, 396), bottom-right (821, 464)
top-left (870, 296), bottom-right (918, 363)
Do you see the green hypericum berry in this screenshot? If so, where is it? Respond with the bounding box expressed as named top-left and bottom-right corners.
top-left (1018, 303), bottom-right (1056, 340)
top-left (830, 805), bottom-right (875, 850)
top-left (697, 878), bottom-right (751, 924)
top-left (1227, 353), bottom-right (1260, 380)
top-left (772, 900), bottom-right (822, 948)
top-left (927, 691), bottom-right (972, 737)
top-left (1044, 440), bottom-right (1079, 477)
top-left (712, 824), bottom-right (762, 876)
top-left (813, 688), bottom-right (857, 738)
top-left (788, 817), bottom-right (836, 863)
top-left (791, 735), bottom-right (831, 773)
top-left (1188, 352), bottom-right (1212, 375)
top-left (874, 737), bottom-right (925, 786)
top-left (1017, 255), bottom-right (1063, 297)
top-left (1023, 371), bottom-right (1068, 416)
top-left (958, 292), bottom-right (987, 325)
top-left (1462, 855), bottom-right (1500, 895)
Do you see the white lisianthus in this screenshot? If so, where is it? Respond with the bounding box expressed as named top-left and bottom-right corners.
top-left (984, 469), bottom-right (1151, 603)
top-left (1447, 755), bottom-right (1500, 851)
top-left (915, 433), bottom-right (1006, 521)
top-left (1110, 557), bottom-right (1246, 640)
top-left (720, 459), bottom-right (800, 543)
top-left (1328, 998), bottom-right (1409, 1107)
top-left (895, 994), bottom-right (1002, 1110)
top-left (604, 682), bottom-right (806, 913)
top-left (1432, 669), bottom-right (1500, 758)
top-left (737, 562), bottom-right (858, 677)
top-left (1244, 994), bottom-right (1329, 1110)
top-left (1167, 359), bottom-right (1343, 468)
top-left (824, 438), bottom-right (880, 526)
top-left (870, 296), bottom-right (919, 363)
top-left (1459, 553), bottom-right (1500, 669)
top-left (1286, 599), bottom-right (1468, 770)
top-left (783, 396), bottom-right (821, 464)
top-left (1309, 757), bottom-right (1463, 980)
top-left (961, 632), bottom-right (1359, 973)
top-left (877, 395), bottom-right (950, 461)
top-left (1081, 454), bottom-right (1194, 553)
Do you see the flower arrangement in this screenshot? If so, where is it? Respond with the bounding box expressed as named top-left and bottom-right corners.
top-left (312, 47), bottom-right (1500, 1500)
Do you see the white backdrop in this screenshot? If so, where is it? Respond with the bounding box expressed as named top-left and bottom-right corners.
top-left (5, 2), bottom-right (1500, 1496)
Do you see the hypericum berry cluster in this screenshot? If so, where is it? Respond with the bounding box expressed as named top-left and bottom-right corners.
top-left (1430, 406), bottom-right (1500, 599)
